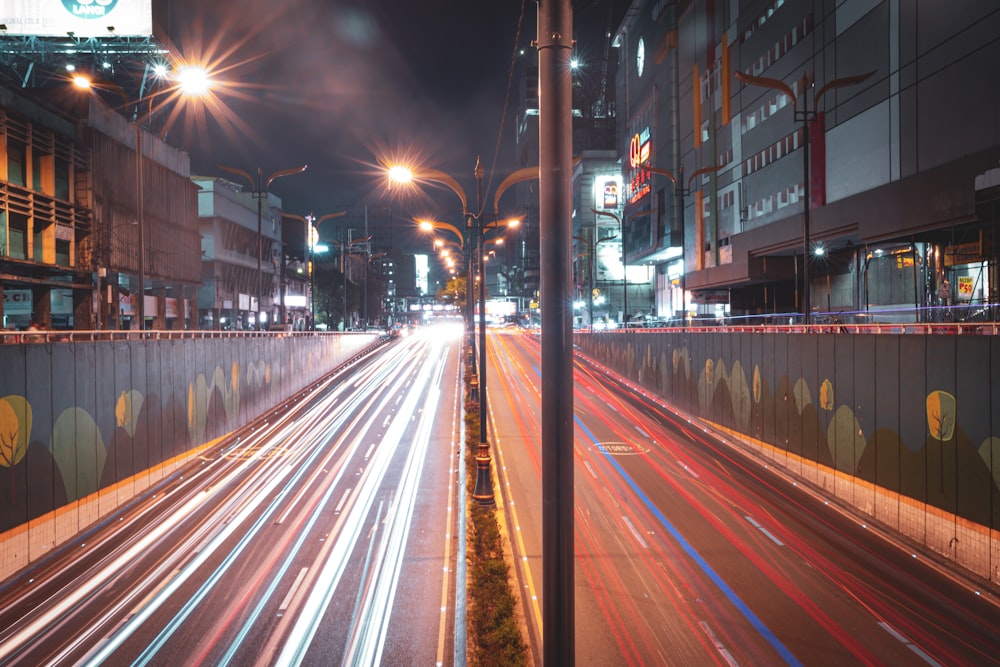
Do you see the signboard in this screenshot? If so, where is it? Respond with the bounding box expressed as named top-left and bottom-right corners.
top-left (957, 276), bottom-right (974, 299)
top-left (3, 289), bottom-right (32, 315)
top-left (626, 127), bottom-right (652, 205)
top-left (593, 175), bottom-right (622, 211)
top-left (0, 0), bottom-right (153, 38)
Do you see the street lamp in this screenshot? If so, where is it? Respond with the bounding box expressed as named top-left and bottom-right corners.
top-left (281, 210), bottom-right (345, 328)
top-left (645, 164), bottom-right (723, 324)
top-left (340, 233), bottom-right (372, 330)
top-left (73, 66), bottom-right (211, 329)
top-left (216, 163), bottom-right (307, 329)
top-left (389, 161), bottom-right (479, 370)
top-left (734, 69), bottom-right (874, 325)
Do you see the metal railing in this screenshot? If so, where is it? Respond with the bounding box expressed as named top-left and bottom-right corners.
top-left (0, 329), bottom-right (390, 345)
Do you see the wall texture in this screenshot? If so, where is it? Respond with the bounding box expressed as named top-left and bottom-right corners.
top-left (0, 333), bottom-right (383, 579)
top-left (575, 330), bottom-right (1000, 584)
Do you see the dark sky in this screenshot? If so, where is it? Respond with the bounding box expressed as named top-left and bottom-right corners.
top-left (165, 0), bottom-right (537, 219)
top-left (162, 0), bottom-right (624, 254)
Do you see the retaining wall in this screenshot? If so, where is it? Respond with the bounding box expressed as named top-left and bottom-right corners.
top-left (0, 332), bottom-right (384, 581)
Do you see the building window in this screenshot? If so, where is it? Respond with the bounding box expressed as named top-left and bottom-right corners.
top-left (7, 140), bottom-right (25, 186)
top-left (8, 212), bottom-right (27, 259)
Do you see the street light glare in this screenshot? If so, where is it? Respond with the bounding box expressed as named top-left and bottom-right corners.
top-left (175, 65), bottom-right (211, 96)
top-left (388, 165), bottom-right (414, 184)
top-left (71, 74), bottom-right (92, 89)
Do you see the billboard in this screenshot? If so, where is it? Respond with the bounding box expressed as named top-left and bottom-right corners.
top-left (0, 1), bottom-right (153, 38)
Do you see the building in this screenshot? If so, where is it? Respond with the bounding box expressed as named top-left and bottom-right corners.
top-left (613, 0), bottom-right (999, 323)
top-left (0, 81), bottom-right (200, 331)
top-left (194, 176), bottom-right (291, 330)
top-left (0, 85), bottom-right (92, 331)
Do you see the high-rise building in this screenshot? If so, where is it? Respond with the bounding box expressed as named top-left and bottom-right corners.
top-left (613, 0), bottom-right (999, 323)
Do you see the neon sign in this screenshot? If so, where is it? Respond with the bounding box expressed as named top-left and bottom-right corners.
top-left (627, 127), bottom-right (652, 204)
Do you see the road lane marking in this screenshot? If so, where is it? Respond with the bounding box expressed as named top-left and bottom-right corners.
top-left (744, 516), bottom-right (784, 547)
top-left (575, 416), bottom-right (802, 667)
top-left (878, 622), bottom-right (942, 666)
top-left (622, 516), bottom-right (648, 549)
top-left (279, 568), bottom-right (309, 613)
top-left (677, 460), bottom-right (700, 478)
top-left (699, 620), bottom-right (740, 667)
top-left (333, 488), bottom-right (352, 514)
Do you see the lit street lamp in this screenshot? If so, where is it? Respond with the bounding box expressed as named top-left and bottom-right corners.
top-left (734, 69), bottom-right (874, 324)
top-left (388, 161), bottom-right (479, 370)
top-left (73, 66), bottom-right (211, 329)
top-left (217, 163), bottom-right (307, 329)
top-left (281, 210), bottom-right (345, 328)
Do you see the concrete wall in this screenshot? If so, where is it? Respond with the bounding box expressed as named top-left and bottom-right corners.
top-left (0, 332), bottom-right (384, 580)
top-left (575, 330), bottom-right (1000, 585)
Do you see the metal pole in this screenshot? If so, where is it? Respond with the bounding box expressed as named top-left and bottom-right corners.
top-left (256, 168), bottom-right (264, 329)
top-left (136, 121), bottom-right (145, 330)
top-left (801, 101), bottom-right (811, 326)
top-left (472, 159), bottom-right (494, 504)
top-left (306, 214), bottom-right (314, 329)
top-left (621, 214), bottom-right (627, 325)
top-left (538, 0), bottom-right (575, 661)
top-left (466, 233), bottom-right (475, 369)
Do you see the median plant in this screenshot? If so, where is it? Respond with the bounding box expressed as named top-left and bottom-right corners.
top-left (464, 376), bottom-right (527, 666)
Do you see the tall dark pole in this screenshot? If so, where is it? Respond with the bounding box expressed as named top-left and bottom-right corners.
top-left (538, 0), bottom-right (575, 661)
top-left (472, 159), bottom-right (494, 504)
top-left (800, 82), bottom-right (811, 325)
top-left (621, 214), bottom-right (628, 325)
top-left (735, 69), bottom-right (873, 325)
top-left (217, 163), bottom-right (307, 330)
top-left (255, 168), bottom-right (264, 327)
top-left (135, 120), bottom-right (145, 330)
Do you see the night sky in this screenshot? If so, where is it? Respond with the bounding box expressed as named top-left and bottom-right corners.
top-left (162, 0), bottom-right (622, 238)
top-left (165, 0), bottom-right (539, 222)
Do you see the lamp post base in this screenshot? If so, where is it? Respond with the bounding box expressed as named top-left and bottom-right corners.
top-left (472, 442), bottom-right (495, 505)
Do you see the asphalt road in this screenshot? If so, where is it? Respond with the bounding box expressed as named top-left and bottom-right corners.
top-left (0, 323), bottom-right (466, 666)
top-left (486, 328), bottom-right (1000, 666)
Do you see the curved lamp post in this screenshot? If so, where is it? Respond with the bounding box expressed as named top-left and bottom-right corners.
top-left (644, 164), bottom-right (723, 324)
top-left (281, 210), bottom-right (345, 328)
top-left (734, 69), bottom-right (874, 325)
top-left (217, 162), bottom-right (308, 329)
top-left (389, 162), bottom-right (480, 369)
top-left (74, 66), bottom-right (211, 329)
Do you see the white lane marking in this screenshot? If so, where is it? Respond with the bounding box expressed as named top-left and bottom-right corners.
top-left (622, 516), bottom-right (648, 549)
top-left (699, 621), bottom-right (740, 667)
top-left (677, 460), bottom-right (700, 479)
top-left (334, 488), bottom-right (352, 514)
top-left (279, 568), bottom-right (309, 613)
top-left (744, 515), bottom-right (784, 546)
top-left (878, 622), bottom-right (942, 666)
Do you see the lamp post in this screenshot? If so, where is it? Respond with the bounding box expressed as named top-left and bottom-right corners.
top-left (281, 210), bottom-right (345, 329)
top-left (217, 163), bottom-right (307, 329)
top-left (645, 164), bottom-right (723, 324)
top-left (734, 69), bottom-right (874, 325)
top-left (395, 160), bottom-right (533, 506)
top-left (473, 218), bottom-right (519, 505)
top-left (592, 209), bottom-right (629, 324)
top-left (388, 162), bottom-right (478, 369)
top-left (573, 235), bottom-right (593, 326)
top-left (340, 233), bottom-right (372, 330)
top-left (418, 217), bottom-right (471, 340)
top-left (537, 0), bottom-right (574, 657)
top-left (73, 67), bottom-right (210, 330)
